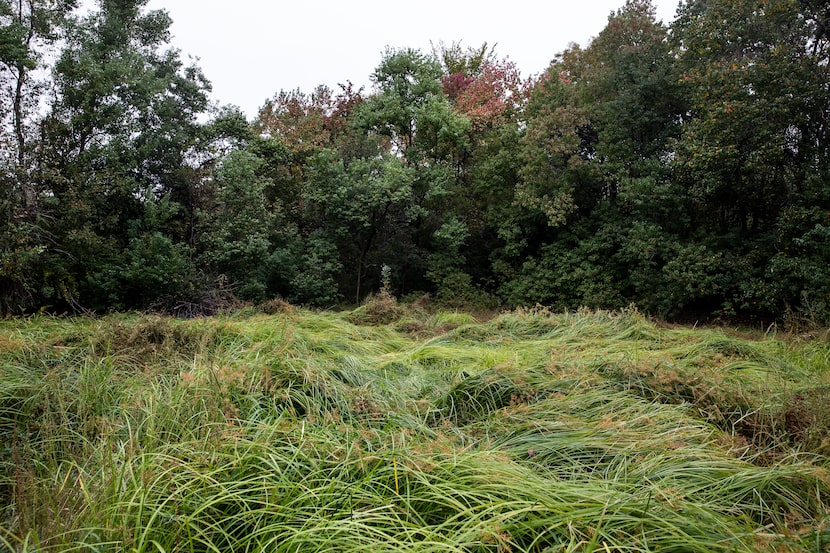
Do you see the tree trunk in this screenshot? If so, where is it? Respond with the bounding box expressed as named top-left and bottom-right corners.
top-left (13, 0), bottom-right (36, 215)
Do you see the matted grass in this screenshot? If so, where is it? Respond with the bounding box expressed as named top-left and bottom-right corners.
top-left (0, 307), bottom-right (828, 552)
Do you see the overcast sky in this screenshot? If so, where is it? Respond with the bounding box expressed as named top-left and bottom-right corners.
top-left (142, 0), bottom-right (680, 119)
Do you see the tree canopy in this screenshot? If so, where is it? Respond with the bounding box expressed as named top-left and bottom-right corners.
top-left (2, 0), bottom-right (828, 325)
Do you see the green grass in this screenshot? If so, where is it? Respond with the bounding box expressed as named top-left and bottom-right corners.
top-left (1, 307), bottom-right (828, 552)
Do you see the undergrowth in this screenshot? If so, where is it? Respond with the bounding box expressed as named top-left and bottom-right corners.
top-left (0, 307), bottom-right (828, 552)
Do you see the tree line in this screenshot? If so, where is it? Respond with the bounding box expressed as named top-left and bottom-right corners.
top-left (2, 0), bottom-right (829, 324)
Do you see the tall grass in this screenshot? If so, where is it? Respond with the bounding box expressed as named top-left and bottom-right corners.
top-left (1, 308), bottom-right (828, 552)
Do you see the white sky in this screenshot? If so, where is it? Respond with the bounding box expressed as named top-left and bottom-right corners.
top-left (142, 0), bottom-right (680, 119)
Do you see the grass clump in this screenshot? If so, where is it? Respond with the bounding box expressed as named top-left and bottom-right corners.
top-left (1, 307), bottom-right (829, 552)
top-left (347, 288), bottom-right (405, 326)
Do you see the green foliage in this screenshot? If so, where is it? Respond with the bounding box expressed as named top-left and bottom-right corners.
top-left (303, 148), bottom-right (417, 302)
top-left (0, 218), bottom-right (42, 315)
top-left (6, 0), bottom-right (212, 313)
top-left (357, 47), bottom-right (444, 154)
top-left (198, 150), bottom-right (274, 301)
top-left (516, 71), bottom-right (587, 227)
top-left (287, 232), bottom-right (342, 306)
top-left (673, 0), bottom-right (826, 233)
top-left (2, 0), bottom-right (830, 324)
top-left (426, 217), bottom-right (488, 308)
top-left (771, 209), bottom-right (830, 326)
top-left (88, 232), bottom-right (192, 311)
top-left (500, 227), bottom-right (626, 310)
top-left (665, 0), bottom-right (830, 321)
top-left (432, 40), bottom-right (495, 77)
top-left (0, 1), bottom-right (33, 69)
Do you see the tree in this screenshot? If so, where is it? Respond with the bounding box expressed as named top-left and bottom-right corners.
top-left (257, 86), bottom-right (335, 153)
top-left (671, 0), bottom-right (830, 319)
top-left (303, 148), bottom-right (416, 302)
top-left (197, 150), bottom-right (274, 301)
top-left (515, 67), bottom-right (591, 227)
top-left (504, 1), bottom-right (694, 313)
top-left (436, 51), bottom-right (530, 304)
top-left (433, 40), bottom-right (495, 78)
top-left (673, 0), bottom-right (828, 234)
top-left (0, 0), bottom-right (76, 314)
top-left (517, 0), bottom-right (679, 227)
top-left (356, 47), bottom-right (446, 157)
top-left (355, 48), bottom-right (474, 299)
top-left (253, 82), bottom-right (366, 228)
top-left (451, 58), bottom-right (527, 133)
top-left (1, 0), bottom-right (76, 186)
top-left (33, 0), bottom-right (210, 310)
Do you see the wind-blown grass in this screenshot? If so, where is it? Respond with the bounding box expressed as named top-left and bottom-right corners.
top-left (1, 307), bottom-right (828, 552)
